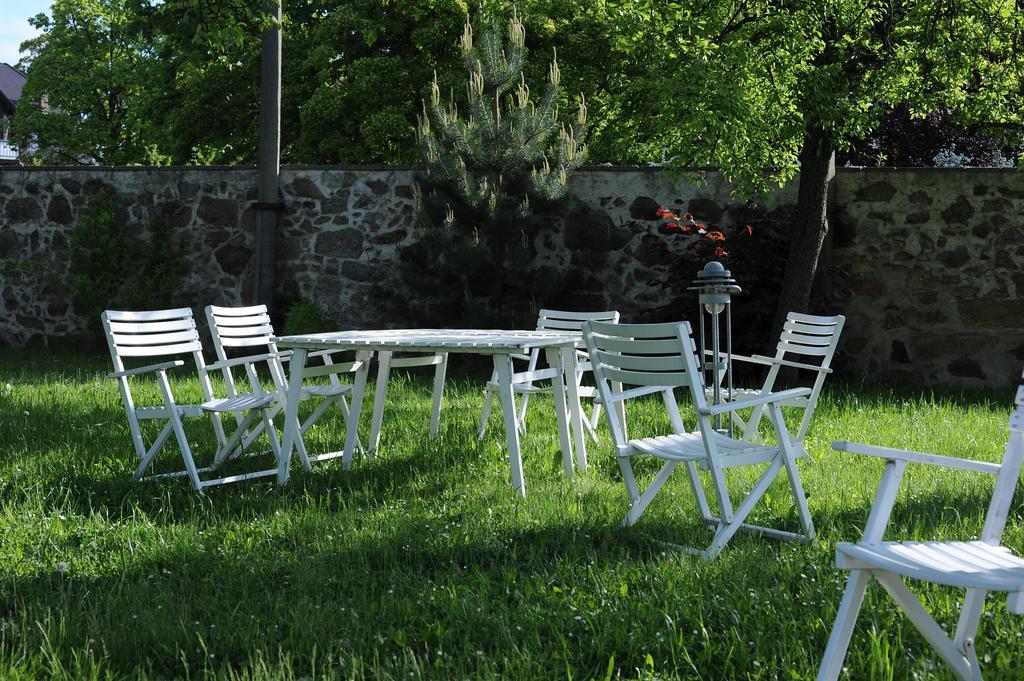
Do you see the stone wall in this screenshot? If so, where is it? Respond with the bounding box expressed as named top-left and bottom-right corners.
top-left (831, 169), bottom-right (1024, 388)
top-left (1, 165), bottom-right (1022, 388)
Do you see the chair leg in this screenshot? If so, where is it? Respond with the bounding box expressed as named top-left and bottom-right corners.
top-left (954, 589), bottom-right (988, 666)
top-left (516, 390), bottom-right (531, 432)
top-left (334, 395), bottom-right (364, 452)
top-left (212, 410), bottom-right (262, 468)
top-left (155, 371), bottom-right (204, 492)
top-left (705, 458), bottom-right (783, 557)
top-left (133, 421), bottom-right (174, 481)
top-left (478, 388), bottom-right (495, 440)
top-left (585, 402), bottom-right (602, 442)
top-left (581, 413), bottom-right (600, 443)
top-left (769, 405), bottom-right (816, 540)
top-left (261, 408), bottom-right (281, 460)
top-left (429, 353), bottom-right (448, 438)
top-left (816, 569), bottom-right (871, 681)
top-left (623, 460), bottom-right (678, 526)
top-left (683, 460), bottom-right (713, 523)
top-left (617, 456), bottom-right (641, 522)
top-left (873, 572), bottom-right (977, 681)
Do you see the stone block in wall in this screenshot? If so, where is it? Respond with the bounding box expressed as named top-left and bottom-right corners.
top-left (197, 197), bottom-right (238, 228)
top-left (5, 197), bottom-right (42, 223)
top-left (315, 228), bottom-right (364, 259)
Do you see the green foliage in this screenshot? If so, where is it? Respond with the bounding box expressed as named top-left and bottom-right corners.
top-left (69, 196), bottom-right (186, 337)
top-left (69, 197), bottom-right (130, 330)
top-left (282, 298), bottom-right (332, 336)
top-left (294, 0), bottom-right (471, 164)
top-left (392, 13), bottom-right (589, 327)
top-left (14, 0), bottom-right (164, 164)
top-left (618, 1), bottom-right (1024, 194)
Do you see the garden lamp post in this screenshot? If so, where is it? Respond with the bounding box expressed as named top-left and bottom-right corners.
top-left (688, 261), bottom-right (741, 433)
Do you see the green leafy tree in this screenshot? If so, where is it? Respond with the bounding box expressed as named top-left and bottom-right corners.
top-left (616, 1), bottom-right (1024, 336)
top-left (396, 13), bottom-right (588, 327)
top-left (13, 0), bottom-right (164, 164)
top-left (294, 0), bottom-right (470, 164)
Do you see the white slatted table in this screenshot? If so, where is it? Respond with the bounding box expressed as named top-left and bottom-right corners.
top-left (274, 329), bottom-right (589, 496)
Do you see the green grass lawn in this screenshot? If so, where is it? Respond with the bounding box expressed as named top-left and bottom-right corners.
top-left (1, 350), bottom-right (1022, 679)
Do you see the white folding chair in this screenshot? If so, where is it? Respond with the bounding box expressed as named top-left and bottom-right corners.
top-left (478, 309), bottom-right (620, 441)
top-left (707, 312), bottom-right (845, 443)
top-left (582, 319), bottom-right (816, 559)
top-left (817, 380), bottom-right (1024, 681)
top-left (205, 304), bottom-right (368, 465)
top-left (102, 308), bottom-right (282, 491)
top-left (367, 349), bottom-right (448, 453)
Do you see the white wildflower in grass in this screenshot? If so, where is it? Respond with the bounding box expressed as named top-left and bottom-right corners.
top-left (56, 561), bottom-right (69, 573)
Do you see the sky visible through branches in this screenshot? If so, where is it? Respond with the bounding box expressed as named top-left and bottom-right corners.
top-left (0, 0), bottom-right (49, 66)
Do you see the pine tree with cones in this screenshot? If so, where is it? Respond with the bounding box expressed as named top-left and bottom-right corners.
top-left (394, 12), bottom-right (588, 328)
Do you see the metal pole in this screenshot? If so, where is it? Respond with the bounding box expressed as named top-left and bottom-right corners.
top-left (726, 301), bottom-right (734, 434)
top-left (254, 0), bottom-right (282, 312)
top-left (711, 304), bottom-right (721, 432)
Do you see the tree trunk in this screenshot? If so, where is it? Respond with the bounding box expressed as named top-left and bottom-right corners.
top-left (770, 124), bottom-right (835, 342)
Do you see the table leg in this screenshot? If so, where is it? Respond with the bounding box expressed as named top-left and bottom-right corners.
top-left (277, 347), bottom-right (307, 486)
top-left (428, 353), bottom-right (448, 438)
top-left (545, 347), bottom-right (574, 477)
top-left (368, 350), bottom-right (392, 455)
top-left (561, 345), bottom-right (588, 473)
top-left (493, 353), bottom-right (526, 497)
top-left (341, 350), bottom-right (372, 469)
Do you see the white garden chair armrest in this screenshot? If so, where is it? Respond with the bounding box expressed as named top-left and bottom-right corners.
top-left (703, 350), bottom-right (772, 367)
top-left (205, 353), bottom-right (278, 372)
top-left (751, 354), bottom-right (834, 374)
top-left (108, 360), bottom-right (185, 380)
top-left (699, 387), bottom-right (812, 416)
top-left (832, 441), bottom-right (1002, 475)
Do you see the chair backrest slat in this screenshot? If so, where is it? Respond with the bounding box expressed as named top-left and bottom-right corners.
top-left (104, 308), bottom-right (194, 323)
top-left (116, 341), bottom-right (204, 358)
top-left (601, 366), bottom-right (691, 388)
top-left (538, 309), bottom-right (620, 323)
top-left (107, 318), bottom-right (196, 334)
top-left (214, 314), bottom-right (272, 328)
top-left (786, 311), bottom-right (838, 325)
top-left (778, 340), bottom-right (833, 357)
top-left (110, 329), bottom-right (199, 348)
top-left (779, 331), bottom-right (834, 347)
top-left (783, 320), bottom-right (837, 336)
top-left (208, 304), bottom-right (269, 317)
top-left (593, 349), bottom-right (688, 373)
top-left (216, 324), bottom-right (275, 339)
top-left (594, 336), bottom-right (683, 355)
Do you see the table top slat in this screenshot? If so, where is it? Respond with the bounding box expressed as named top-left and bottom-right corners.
top-left (274, 329), bottom-right (581, 354)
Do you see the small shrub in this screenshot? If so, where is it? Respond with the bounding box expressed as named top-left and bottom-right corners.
top-left (69, 196), bottom-right (187, 339)
top-left (283, 299), bottom-right (332, 336)
top-left (69, 196), bottom-right (130, 333)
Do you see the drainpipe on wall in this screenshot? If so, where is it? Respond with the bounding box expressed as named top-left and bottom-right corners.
top-left (253, 0), bottom-right (283, 316)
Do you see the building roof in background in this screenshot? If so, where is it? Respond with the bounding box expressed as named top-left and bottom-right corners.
top-left (0, 63), bottom-right (27, 107)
